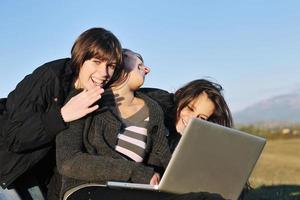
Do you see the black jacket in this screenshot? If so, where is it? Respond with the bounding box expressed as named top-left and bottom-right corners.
top-left (0, 58), bottom-right (74, 189)
top-left (139, 88), bottom-right (181, 152)
top-left (0, 98), bottom-right (7, 140)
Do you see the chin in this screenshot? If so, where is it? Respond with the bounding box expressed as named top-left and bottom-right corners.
top-left (132, 84), bottom-right (142, 90)
top-left (175, 125), bottom-right (183, 135)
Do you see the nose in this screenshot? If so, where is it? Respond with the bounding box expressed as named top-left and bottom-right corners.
top-left (144, 66), bottom-right (151, 74)
top-left (97, 62), bottom-right (109, 77)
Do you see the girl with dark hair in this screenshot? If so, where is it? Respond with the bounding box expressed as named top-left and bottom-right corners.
top-left (140, 79), bottom-right (252, 200)
top-left (56, 49), bottom-right (171, 199)
top-left (141, 79), bottom-right (232, 151)
top-left (0, 27), bottom-right (123, 200)
top-left (175, 80), bottom-right (232, 127)
top-left (171, 79), bottom-right (232, 152)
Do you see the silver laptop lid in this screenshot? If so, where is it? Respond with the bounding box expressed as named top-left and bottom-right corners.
top-left (159, 118), bottom-right (266, 200)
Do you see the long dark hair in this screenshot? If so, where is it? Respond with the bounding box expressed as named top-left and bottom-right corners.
top-left (175, 79), bottom-right (252, 199)
top-left (174, 79), bottom-right (233, 128)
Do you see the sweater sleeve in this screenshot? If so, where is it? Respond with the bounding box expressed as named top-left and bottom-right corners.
top-left (56, 117), bottom-right (155, 184)
top-left (3, 64), bottom-right (67, 153)
top-left (139, 88), bottom-right (176, 137)
top-left (147, 108), bottom-right (172, 170)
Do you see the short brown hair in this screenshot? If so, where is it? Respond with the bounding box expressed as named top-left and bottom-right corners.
top-left (70, 27), bottom-right (122, 83)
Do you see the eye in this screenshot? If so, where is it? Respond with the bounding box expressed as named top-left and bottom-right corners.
top-left (200, 116), bottom-right (206, 120)
top-left (108, 64), bottom-right (116, 70)
top-left (92, 59), bottom-right (101, 65)
top-left (187, 105), bottom-right (194, 112)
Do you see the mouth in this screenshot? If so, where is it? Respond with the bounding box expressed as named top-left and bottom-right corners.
top-left (91, 77), bottom-right (106, 87)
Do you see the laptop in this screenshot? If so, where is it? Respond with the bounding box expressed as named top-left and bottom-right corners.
top-left (107, 118), bottom-right (266, 200)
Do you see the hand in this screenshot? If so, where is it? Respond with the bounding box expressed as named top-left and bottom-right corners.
top-left (150, 172), bottom-right (160, 185)
top-left (61, 87), bottom-right (104, 122)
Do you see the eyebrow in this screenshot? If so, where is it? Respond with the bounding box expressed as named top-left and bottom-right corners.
top-left (92, 58), bottom-right (116, 64)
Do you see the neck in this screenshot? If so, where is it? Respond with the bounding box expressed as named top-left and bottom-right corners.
top-left (111, 84), bottom-right (136, 107)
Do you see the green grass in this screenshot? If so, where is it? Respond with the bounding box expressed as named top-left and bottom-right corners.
top-left (245, 185), bottom-right (300, 200)
top-left (244, 138), bottom-right (300, 200)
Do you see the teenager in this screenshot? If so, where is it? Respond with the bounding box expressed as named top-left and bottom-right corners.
top-left (0, 27), bottom-right (123, 200)
top-left (141, 79), bottom-right (251, 199)
top-left (141, 79), bottom-right (232, 151)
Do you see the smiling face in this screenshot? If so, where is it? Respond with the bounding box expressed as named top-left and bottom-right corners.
top-left (123, 51), bottom-right (150, 90)
top-left (75, 58), bottom-right (116, 90)
top-left (176, 92), bottom-right (216, 134)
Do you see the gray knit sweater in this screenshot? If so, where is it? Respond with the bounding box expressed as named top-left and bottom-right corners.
top-left (56, 91), bottom-right (171, 197)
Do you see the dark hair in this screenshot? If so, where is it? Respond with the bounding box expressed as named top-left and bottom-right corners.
top-left (70, 27), bottom-right (122, 85)
top-left (110, 48), bottom-right (144, 87)
top-left (174, 79), bottom-right (233, 128)
top-left (122, 48), bottom-right (144, 63)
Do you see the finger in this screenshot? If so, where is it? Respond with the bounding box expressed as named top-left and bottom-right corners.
top-left (86, 104), bottom-right (99, 114)
top-left (156, 175), bottom-right (160, 183)
top-left (150, 178), bottom-right (155, 185)
top-left (73, 92), bottom-right (99, 108)
top-left (87, 86), bottom-right (104, 95)
top-left (86, 89), bottom-right (104, 101)
top-left (80, 87), bottom-right (97, 99)
top-left (86, 95), bottom-right (101, 107)
top-left (80, 89), bottom-right (102, 104)
top-left (156, 174), bottom-right (160, 182)
top-left (75, 89), bottom-right (88, 98)
top-left (85, 91), bottom-right (101, 102)
top-left (154, 177), bottom-right (159, 185)
top-left (155, 173), bottom-right (160, 182)
top-left (152, 175), bottom-right (160, 185)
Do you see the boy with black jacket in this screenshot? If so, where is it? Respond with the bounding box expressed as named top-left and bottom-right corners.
top-left (0, 27), bottom-right (123, 200)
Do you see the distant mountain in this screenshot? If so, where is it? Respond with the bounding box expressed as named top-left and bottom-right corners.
top-left (234, 92), bottom-right (300, 125)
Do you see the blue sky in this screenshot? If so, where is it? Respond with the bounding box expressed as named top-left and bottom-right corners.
top-left (0, 0), bottom-right (300, 112)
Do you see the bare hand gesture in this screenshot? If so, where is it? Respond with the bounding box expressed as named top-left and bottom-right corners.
top-left (150, 172), bottom-right (160, 185)
top-left (60, 87), bottom-right (104, 122)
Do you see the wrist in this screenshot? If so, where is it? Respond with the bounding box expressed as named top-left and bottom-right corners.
top-left (60, 107), bottom-right (68, 122)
